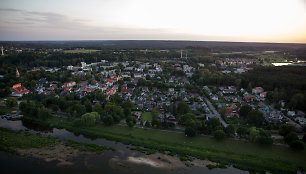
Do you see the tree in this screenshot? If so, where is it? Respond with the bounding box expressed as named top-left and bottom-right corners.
top-left (256, 129), bottom-right (273, 145)
top-left (81, 112), bottom-right (99, 126)
top-left (177, 101), bottom-right (190, 115)
top-left (84, 100), bottom-right (92, 112)
top-left (207, 117), bottom-right (222, 132)
top-left (237, 127), bottom-right (249, 138)
top-left (279, 124), bottom-right (296, 136)
top-left (303, 134), bottom-right (306, 143)
top-left (248, 127), bottom-right (259, 142)
top-left (214, 130), bottom-right (226, 140)
top-left (224, 125), bottom-right (235, 137)
top-left (93, 103), bottom-right (103, 115)
top-left (185, 127), bottom-right (196, 137)
top-left (246, 110), bottom-right (264, 127)
top-left (103, 115), bottom-right (114, 126)
top-left (239, 105), bottom-right (252, 118)
top-left (284, 132), bottom-right (299, 145)
top-left (37, 107), bottom-right (51, 120)
top-left (127, 121), bottom-right (135, 128)
top-left (178, 113), bottom-right (196, 126)
top-left (290, 140), bottom-right (305, 151)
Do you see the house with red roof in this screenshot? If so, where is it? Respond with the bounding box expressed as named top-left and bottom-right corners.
top-left (11, 83), bottom-right (29, 97)
top-left (252, 87), bottom-right (264, 94)
top-left (64, 81), bottom-right (76, 87)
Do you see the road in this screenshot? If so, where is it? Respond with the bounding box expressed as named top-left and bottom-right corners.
top-left (204, 97), bottom-right (228, 127)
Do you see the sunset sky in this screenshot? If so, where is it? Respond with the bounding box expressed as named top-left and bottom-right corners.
top-left (1, 0), bottom-right (306, 43)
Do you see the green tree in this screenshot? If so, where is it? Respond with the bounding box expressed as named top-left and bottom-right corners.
top-left (177, 101), bottom-right (190, 115)
top-left (279, 124), bottom-right (296, 136)
top-left (237, 127), bottom-right (249, 138)
top-left (248, 127), bottom-right (259, 142)
top-left (246, 110), bottom-right (264, 127)
top-left (93, 103), bottom-right (103, 115)
top-left (127, 121), bottom-right (135, 128)
top-left (81, 112), bottom-right (99, 126)
top-left (178, 113), bottom-right (196, 125)
top-left (185, 127), bottom-right (196, 137)
top-left (37, 107), bottom-right (51, 120)
top-left (103, 115), bottom-right (114, 126)
top-left (256, 129), bottom-right (273, 145)
top-left (239, 105), bottom-right (252, 118)
top-left (224, 125), bottom-right (235, 137)
top-left (84, 100), bottom-right (92, 112)
top-left (214, 130), bottom-right (226, 140)
top-left (207, 117), bottom-right (222, 133)
top-left (285, 132), bottom-right (299, 145)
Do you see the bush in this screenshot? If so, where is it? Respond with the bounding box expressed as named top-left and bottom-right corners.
top-left (279, 124), bottom-right (296, 136)
top-left (185, 127), bottom-right (196, 137)
top-left (256, 129), bottom-right (273, 145)
top-left (289, 140), bottom-right (305, 151)
top-left (127, 121), bottom-right (135, 128)
top-left (214, 130), bottom-right (225, 140)
top-left (284, 132), bottom-right (299, 144)
top-left (224, 125), bottom-right (235, 137)
top-left (103, 115), bottom-right (114, 126)
top-left (237, 127), bottom-right (249, 138)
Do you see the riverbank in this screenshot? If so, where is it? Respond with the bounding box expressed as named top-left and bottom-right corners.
top-left (0, 127), bottom-right (114, 166)
top-left (22, 117), bottom-right (306, 173)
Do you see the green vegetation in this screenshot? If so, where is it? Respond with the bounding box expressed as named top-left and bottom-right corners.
top-left (26, 116), bottom-right (306, 174)
top-left (63, 49), bottom-right (100, 53)
top-left (141, 112), bottom-right (153, 122)
top-left (0, 127), bottom-right (57, 153)
top-left (214, 130), bottom-right (226, 140)
top-left (206, 163), bottom-right (227, 169)
top-left (64, 140), bottom-right (114, 154)
top-left (128, 146), bottom-right (156, 155)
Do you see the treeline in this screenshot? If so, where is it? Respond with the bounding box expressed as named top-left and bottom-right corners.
top-left (19, 93), bottom-right (134, 127)
top-left (240, 66), bottom-right (306, 111)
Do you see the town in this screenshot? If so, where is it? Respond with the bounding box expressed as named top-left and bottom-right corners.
top-left (1, 41), bottom-right (306, 174)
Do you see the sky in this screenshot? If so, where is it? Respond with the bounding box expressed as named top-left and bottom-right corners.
top-left (0, 0), bottom-right (306, 43)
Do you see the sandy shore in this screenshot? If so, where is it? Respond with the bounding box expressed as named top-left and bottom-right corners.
top-left (110, 152), bottom-right (216, 170)
top-left (16, 143), bottom-right (89, 166)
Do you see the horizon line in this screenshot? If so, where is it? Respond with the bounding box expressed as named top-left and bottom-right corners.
top-left (0, 39), bottom-right (306, 45)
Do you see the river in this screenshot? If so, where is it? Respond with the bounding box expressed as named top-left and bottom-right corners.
top-left (0, 119), bottom-right (248, 174)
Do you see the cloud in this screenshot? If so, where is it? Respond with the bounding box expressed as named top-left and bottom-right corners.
top-left (0, 8), bottom-right (204, 40)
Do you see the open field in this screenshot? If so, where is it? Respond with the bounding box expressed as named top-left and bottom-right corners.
top-left (63, 49), bottom-right (100, 53)
top-left (25, 116), bottom-right (306, 174)
top-left (141, 112), bottom-right (153, 122)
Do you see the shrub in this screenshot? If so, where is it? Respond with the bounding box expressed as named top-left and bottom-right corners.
top-left (214, 130), bottom-right (225, 140)
top-left (185, 127), bottom-right (196, 137)
top-left (284, 132), bottom-right (299, 144)
top-left (103, 115), bottom-right (114, 126)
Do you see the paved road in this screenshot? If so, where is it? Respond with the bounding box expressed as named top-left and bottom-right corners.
top-left (204, 97), bottom-right (228, 127)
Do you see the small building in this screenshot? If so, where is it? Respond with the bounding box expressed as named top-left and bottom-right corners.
top-left (252, 87), bottom-right (264, 94)
top-left (11, 83), bottom-right (29, 97)
top-left (64, 81), bottom-right (76, 87)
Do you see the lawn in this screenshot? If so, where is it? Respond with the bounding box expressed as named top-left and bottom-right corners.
top-left (141, 112), bottom-right (153, 122)
top-left (63, 49), bottom-right (100, 53)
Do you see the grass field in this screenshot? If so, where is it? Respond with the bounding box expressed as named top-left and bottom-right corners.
top-left (24, 116), bottom-right (306, 173)
top-left (141, 112), bottom-right (153, 122)
top-left (63, 49), bottom-right (100, 53)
